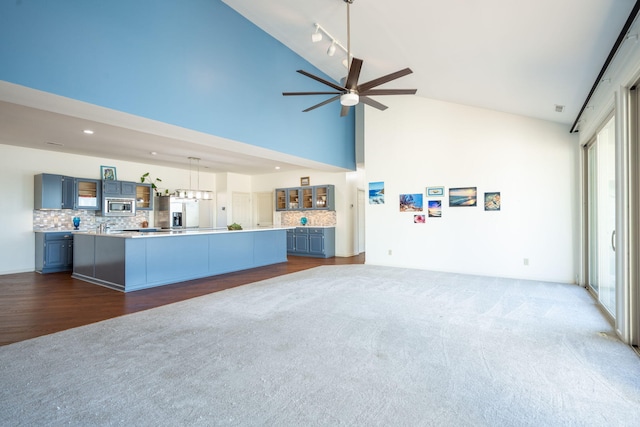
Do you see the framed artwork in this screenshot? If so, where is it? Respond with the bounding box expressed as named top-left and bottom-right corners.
top-left (449, 187), bottom-right (477, 207)
top-left (428, 200), bottom-right (442, 217)
top-left (485, 192), bottom-right (501, 211)
top-left (369, 181), bottom-right (385, 204)
top-left (414, 214), bottom-right (426, 223)
top-left (427, 186), bottom-right (444, 197)
top-left (399, 193), bottom-right (423, 212)
top-left (300, 176), bottom-right (310, 186)
top-left (101, 166), bottom-right (117, 181)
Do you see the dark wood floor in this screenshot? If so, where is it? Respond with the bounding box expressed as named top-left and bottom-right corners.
top-left (0, 254), bottom-right (365, 346)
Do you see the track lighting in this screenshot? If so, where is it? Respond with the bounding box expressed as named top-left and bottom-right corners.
top-left (327, 42), bottom-right (336, 57)
top-left (311, 23), bottom-right (348, 59)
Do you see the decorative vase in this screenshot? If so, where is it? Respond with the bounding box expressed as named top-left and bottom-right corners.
top-left (300, 217), bottom-right (308, 226)
top-left (72, 217), bottom-right (81, 230)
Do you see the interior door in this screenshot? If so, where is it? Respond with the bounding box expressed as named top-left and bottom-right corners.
top-left (254, 192), bottom-right (273, 227)
top-left (231, 192), bottom-right (251, 228)
top-left (587, 115), bottom-right (616, 317)
top-left (357, 189), bottom-right (365, 254)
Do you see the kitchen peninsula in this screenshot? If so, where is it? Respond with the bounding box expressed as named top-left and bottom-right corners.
top-left (72, 228), bottom-right (287, 292)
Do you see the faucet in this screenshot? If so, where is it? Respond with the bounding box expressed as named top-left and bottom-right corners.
top-left (99, 222), bottom-right (114, 233)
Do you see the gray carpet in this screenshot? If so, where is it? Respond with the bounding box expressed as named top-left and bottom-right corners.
top-left (1, 265), bottom-right (640, 426)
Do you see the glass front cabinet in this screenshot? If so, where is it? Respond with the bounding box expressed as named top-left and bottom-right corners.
top-left (275, 185), bottom-right (335, 211)
top-left (74, 178), bottom-right (101, 210)
top-left (135, 183), bottom-right (154, 211)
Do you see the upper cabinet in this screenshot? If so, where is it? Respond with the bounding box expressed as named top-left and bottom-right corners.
top-left (35, 174), bottom-right (102, 210)
top-left (103, 180), bottom-right (136, 198)
top-left (135, 183), bottom-right (153, 211)
top-left (74, 178), bottom-right (101, 210)
top-left (34, 174), bottom-right (75, 210)
top-left (275, 185), bottom-right (335, 211)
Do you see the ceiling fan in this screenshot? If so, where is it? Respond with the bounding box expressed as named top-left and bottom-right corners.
top-left (283, 0), bottom-right (417, 117)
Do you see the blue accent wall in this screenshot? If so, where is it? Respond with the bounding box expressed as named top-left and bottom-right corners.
top-left (0, 0), bottom-right (355, 170)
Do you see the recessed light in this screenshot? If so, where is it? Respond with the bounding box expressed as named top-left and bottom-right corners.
top-left (275, 166), bottom-right (281, 170)
top-left (150, 151), bottom-right (157, 155)
top-left (83, 129), bottom-right (94, 135)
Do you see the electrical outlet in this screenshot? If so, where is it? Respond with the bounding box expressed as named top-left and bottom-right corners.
top-left (388, 249), bottom-right (392, 255)
top-left (523, 258), bottom-right (529, 266)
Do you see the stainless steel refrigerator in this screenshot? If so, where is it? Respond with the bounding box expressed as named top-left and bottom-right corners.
top-left (155, 196), bottom-right (200, 229)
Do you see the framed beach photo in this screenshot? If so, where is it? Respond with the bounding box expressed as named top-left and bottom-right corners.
top-left (369, 181), bottom-right (385, 204)
top-left (449, 187), bottom-right (477, 207)
top-left (428, 200), bottom-right (442, 217)
top-left (399, 193), bottom-right (423, 212)
top-left (101, 166), bottom-right (117, 181)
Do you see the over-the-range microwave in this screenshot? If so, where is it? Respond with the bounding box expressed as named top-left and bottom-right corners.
top-left (98, 197), bottom-right (136, 217)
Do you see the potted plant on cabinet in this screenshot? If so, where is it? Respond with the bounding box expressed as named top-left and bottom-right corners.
top-left (140, 172), bottom-right (163, 196)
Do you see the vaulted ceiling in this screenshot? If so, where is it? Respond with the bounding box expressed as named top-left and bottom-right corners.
top-left (1, 0), bottom-right (636, 174)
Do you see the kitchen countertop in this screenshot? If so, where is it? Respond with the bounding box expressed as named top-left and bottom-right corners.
top-left (72, 226), bottom-right (295, 238)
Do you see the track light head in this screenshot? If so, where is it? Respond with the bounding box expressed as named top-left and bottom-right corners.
top-left (311, 24), bottom-right (322, 43)
top-left (327, 42), bottom-right (336, 56)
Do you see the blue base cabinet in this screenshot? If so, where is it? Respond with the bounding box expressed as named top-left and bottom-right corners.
top-left (35, 232), bottom-right (73, 273)
top-left (287, 227), bottom-right (335, 258)
top-left (72, 229), bottom-right (287, 292)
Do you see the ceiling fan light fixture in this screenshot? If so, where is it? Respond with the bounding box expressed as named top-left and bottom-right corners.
top-left (340, 92), bottom-right (359, 106)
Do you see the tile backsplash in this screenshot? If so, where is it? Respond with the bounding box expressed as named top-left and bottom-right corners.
top-left (280, 210), bottom-right (336, 227)
top-left (33, 210), bottom-right (150, 231)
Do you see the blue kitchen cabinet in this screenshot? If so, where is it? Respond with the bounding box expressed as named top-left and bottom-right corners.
top-left (286, 229), bottom-right (295, 252)
top-left (34, 173), bottom-right (74, 209)
top-left (74, 178), bottom-right (101, 210)
top-left (103, 180), bottom-right (137, 198)
top-left (287, 227), bottom-right (335, 258)
top-left (35, 232), bottom-right (73, 273)
top-left (274, 185), bottom-right (334, 211)
top-left (294, 227), bottom-right (309, 253)
top-left (135, 183), bottom-right (154, 211)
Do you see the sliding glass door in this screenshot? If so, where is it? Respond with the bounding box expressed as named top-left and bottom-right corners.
top-left (587, 115), bottom-right (616, 317)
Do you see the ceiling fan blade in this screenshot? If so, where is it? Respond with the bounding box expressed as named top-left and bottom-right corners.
top-left (283, 91), bottom-right (342, 96)
top-left (344, 58), bottom-right (363, 90)
top-left (359, 96), bottom-right (388, 111)
top-left (297, 70), bottom-right (346, 92)
top-left (340, 105), bottom-right (351, 117)
top-left (303, 95), bottom-right (341, 112)
top-left (361, 89), bottom-right (417, 96)
top-left (357, 68), bottom-right (413, 93)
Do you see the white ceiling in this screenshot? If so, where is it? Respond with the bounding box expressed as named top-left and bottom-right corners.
top-left (1, 0), bottom-right (636, 174)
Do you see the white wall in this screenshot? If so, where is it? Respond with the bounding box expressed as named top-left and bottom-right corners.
top-left (364, 96), bottom-right (579, 283)
top-left (0, 143), bottom-right (216, 274)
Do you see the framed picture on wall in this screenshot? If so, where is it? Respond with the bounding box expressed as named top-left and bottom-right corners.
top-left (101, 166), bottom-right (117, 181)
top-left (300, 176), bottom-right (310, 186)
top-left (427, 186), bottom-right (444, 197)
top-left (399, 193), bottom-right (423, 212)
top-left (369, 181), bottom-right (385, 204)
top-left (449, 187), bottom-right (477, 207)
top-left (428, 200), bottom-right (442, 217)
top-left (484, 192), bottom-right (501, 211)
